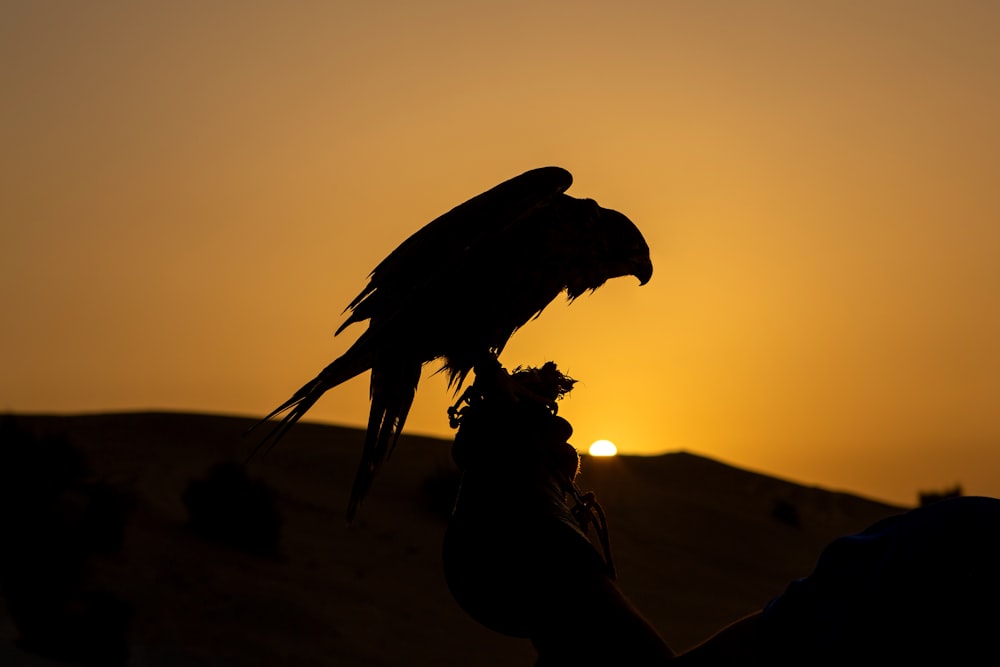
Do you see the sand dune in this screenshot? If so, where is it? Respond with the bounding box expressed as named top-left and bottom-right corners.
top-left (1, 412), bottom-right (901, 666)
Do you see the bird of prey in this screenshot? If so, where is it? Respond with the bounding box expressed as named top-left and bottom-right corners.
top-left (256, 166), bottom-right (652, 520)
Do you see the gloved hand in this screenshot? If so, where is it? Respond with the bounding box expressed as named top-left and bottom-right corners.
top-left (442, 365), bottom-right (672, 666)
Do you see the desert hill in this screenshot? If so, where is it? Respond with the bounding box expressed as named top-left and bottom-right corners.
top-left (1, 412), bottom-right (902, 666)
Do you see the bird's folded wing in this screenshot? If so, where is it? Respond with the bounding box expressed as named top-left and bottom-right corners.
top-left (336, 166), bottom-right (573, 335)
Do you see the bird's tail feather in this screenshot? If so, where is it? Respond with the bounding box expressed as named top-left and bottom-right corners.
top-left (248, 350), bottom-right (371, 462)
top-left (346, 362), bottom-right (421, 522)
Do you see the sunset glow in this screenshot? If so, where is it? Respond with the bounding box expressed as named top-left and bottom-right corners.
top-left (3, 3), bottom-right (999, 506)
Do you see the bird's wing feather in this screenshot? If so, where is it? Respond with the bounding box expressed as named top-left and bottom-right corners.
top-left (336, 166), bottom-right (572, 335)
top-left (346, 359), bottom-right (422, 521)
top-left (248, 339), bottom-right (373, 460)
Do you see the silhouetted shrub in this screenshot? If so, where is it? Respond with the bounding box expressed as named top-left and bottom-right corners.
top-left (81, 481), bottom-right (133, 554)
top-left (919, 484), bottom-right (963, 507)
top-left (10, 589), bottom-right (132, 667)
top-left (0, 417), bottom-right (132, 666)
top-left (771, 498), bottom-right (802, 528)
top-left (422, 465), bottom-right (462, 520)
top-left (183, 461), bottom-right (282, 556)
top-left (0, 416), bottom-right (88, 499)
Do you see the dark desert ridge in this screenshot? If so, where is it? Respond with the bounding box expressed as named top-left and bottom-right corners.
top-left (1, 412), bottom-right (902, 666)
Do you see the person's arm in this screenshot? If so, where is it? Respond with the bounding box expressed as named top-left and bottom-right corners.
top-left (673, 612), bottom-right (763, 666)
top-left (530, 570), bottom-right (675, 666)
top-left (442, 366), bottom-right (769, 665)
top-left (443, 369), bottom-right (676, 665)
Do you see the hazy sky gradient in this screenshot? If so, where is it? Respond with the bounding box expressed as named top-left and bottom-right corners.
top-left (4, 1), bottom-right (999, 505)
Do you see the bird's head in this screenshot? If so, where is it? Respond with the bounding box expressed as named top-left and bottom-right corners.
top-left (566, 201), bottom-right (653, 299)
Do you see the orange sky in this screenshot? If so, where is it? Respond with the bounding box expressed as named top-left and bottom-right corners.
top-left (3, 2), bottom-right (999, 506)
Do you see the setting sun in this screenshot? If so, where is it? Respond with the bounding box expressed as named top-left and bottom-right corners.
top-left (589, 440), bottom-right (618, 457)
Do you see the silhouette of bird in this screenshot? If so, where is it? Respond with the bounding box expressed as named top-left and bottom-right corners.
top-left (256, 166), bottom-right (652, 520)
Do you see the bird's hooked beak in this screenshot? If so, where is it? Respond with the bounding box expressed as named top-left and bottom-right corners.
top-left (599, 206), bottom-right (652, 287)
top-left (632, 256), bottom-right (653, 286)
